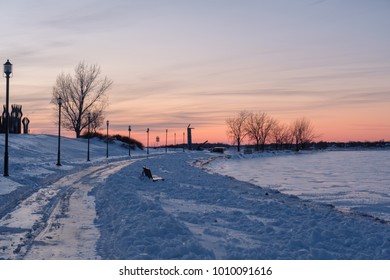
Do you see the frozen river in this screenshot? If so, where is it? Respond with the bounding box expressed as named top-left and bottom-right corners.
top-left (207, 150), bottom-right (390, 222)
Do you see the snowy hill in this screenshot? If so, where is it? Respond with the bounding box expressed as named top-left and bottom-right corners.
top-left (0, 134), bottom-right (389, 260)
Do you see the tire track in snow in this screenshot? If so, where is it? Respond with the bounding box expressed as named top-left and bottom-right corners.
top-left (0, 158), bottom-right (137, 260)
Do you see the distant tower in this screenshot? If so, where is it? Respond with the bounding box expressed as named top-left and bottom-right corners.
top-left (187, 124), bottom-right (194, 150)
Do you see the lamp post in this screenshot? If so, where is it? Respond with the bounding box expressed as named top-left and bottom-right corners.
top-left (3, 59), bottom-right (12, 176)
top-left (165, 129), bottom-right (168, 153)
top-left (128, 125), bottom-right (131, 156)
top-left (146, 128), bottom-right (150, 155)
top-left (56, 96), bottom-right (62, 166)
top-left (87, 112), bottom-right (91, 161)
top-left (106, 120), bottom-right (109, 158)
top-left (183, 132), bottom-right (185, 152)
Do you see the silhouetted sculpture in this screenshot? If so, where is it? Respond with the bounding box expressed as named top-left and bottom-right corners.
top-left (10, 105), bottom-right (23, 134)
top-left (22, 117), bottom-right (30, 134)
top-left (0, 104), bottom-right (28, 134)
top-left (0, 106), bottom-right (6, 133)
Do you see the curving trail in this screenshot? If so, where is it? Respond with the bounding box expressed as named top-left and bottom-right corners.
top-left (0, 159), bottom-right (137, 260)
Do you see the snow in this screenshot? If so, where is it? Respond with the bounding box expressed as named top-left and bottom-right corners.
top-left (0, 134), bottom-right (390, 260)
top-left (206, 150), bottom-right (390, 221)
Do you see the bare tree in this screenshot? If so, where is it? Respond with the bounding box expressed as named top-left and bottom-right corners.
top-left (226, 111), bottom-right (249, 152)
top-left (245, 112), bottom-right (276, 151)
top-left (51, 61), bottom-right (112, 138)
top-left (291, 117), bottom-right (316, 151)
top-left (272, 121), bottom-right (293, 149)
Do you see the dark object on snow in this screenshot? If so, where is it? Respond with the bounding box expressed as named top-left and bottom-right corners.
top-left (142, 167), bottom-right (164, 182)
top-left (196, 140), bottom-right (208, 150)
top-left (211, 147), bottom-right (225, 153)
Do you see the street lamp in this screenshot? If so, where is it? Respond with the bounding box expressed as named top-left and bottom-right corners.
top-left (183, 132), bottom-right (185, 152)
top-left (128, 125), bottom-right (132, 156)
top-left (165, 129), bottom-right (168, 153)
top-left (106, 120), bottom-right (109, 158)
top-left (87, 112), bottom-right (91, 161)
top-left (3, 59), bottom-right (12, 176)
top-left (146, 128), bottom-right (150, 155)
top-left (56, 96), bottom-right (62, 166)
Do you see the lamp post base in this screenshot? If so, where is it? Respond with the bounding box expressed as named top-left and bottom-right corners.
top-left (4, 153), bottom-right (9, 176)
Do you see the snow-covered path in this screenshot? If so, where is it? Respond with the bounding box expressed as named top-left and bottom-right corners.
top-left (0, 158), bottom-right (135, 259)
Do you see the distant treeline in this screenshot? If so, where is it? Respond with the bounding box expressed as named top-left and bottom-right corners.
top-left (183, 140), bottom-right (390, 151)
top-left (225, 111), bottom-right (319, 152)
top-left (314, 140), bottom-right (390, 150)
top-left (241, 140), bottom-right (390, 150)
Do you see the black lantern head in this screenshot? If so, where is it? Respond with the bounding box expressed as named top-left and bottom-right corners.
top-left (4, 59), bottom-right (12, 77)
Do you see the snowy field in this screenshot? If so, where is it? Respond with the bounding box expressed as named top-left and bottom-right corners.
top-left (206, 150), bottom-right (390, 222)
top-left (0, 134), bottom-right (390, 260)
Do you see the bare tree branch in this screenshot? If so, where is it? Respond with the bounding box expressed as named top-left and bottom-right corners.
top-left (271, 121), bottom-right (293, 149)
top-left (245, 112), bottom-right (276, 151)
top-left (291, 117), bottom-right (316, 151)
top-left (51, 62), bottom-right (112, 138)
top-left (226, 111), bottom-right (249, 152)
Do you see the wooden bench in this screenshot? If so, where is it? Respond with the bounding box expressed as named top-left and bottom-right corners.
top-left (142, 167), bottom-right (164, 182)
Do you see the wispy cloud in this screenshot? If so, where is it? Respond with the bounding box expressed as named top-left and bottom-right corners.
top-left (2, 0), bottom-right (389, 141)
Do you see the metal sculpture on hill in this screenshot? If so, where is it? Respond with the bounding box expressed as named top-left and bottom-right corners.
top-left (0, 104), bottom-right (30, 134)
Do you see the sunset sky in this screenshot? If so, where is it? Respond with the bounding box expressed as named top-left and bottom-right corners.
top-left (1, 0), bottom-right (389, 144)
